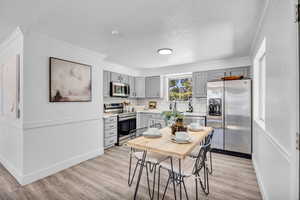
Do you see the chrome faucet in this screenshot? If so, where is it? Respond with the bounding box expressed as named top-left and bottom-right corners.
top-left (169, 100), bottom-right (177, 111)
top-left (173, 100), bottom-right (177, 112)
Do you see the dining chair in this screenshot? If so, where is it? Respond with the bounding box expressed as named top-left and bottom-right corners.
top-left (127, 123), bottom-right (169, 200)
top-left (189, 129), bottom-right (214, 175)
top-left (157, 143), bottom-right (211, 200)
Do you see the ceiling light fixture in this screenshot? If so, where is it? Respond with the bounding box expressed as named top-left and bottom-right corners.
top-left (157, 48), bottom-right (173, 55)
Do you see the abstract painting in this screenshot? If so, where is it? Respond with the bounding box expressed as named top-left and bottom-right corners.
top-left (49, 57), bottom-right (92, 102)
top-left (0, 54), bottom-right (20, 119)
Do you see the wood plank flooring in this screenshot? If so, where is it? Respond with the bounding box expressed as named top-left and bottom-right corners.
top-left (0, 146), bottom-right (262, 200)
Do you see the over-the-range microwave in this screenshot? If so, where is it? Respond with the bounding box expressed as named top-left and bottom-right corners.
top-left (110, 82), bottom-right (130, 97)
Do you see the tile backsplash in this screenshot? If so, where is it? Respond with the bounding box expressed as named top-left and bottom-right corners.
top-left (135, 98), bottom-right (207, 113)
top-left (104, 97), bottom-right (207, 113)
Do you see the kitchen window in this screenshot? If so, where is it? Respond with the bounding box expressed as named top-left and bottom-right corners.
top-left (168, 75), bottom-right (192, 101)
top-left (253, 38), bottom-right (266, 130)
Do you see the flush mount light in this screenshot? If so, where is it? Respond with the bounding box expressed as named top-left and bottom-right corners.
top-left (157, 48), bottom-right (173, 55)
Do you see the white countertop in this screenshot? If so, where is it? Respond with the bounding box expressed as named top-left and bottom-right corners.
top-left (102, 109), bottom-right (206, 118)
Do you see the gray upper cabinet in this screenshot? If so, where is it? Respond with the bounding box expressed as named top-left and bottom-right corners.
top-left (192, 71), bottom-right (207, 98)
top-left (207, 69), bottom-right (226, 81)
top-left (146, 76), bottom-right (161, 98)
top-left (129, 76), bottom-right (136, 98)
top-left (225, 67), bottom-right (249, 77)
top-left (103, 70), bottom-right (111, 98)
top-left (110, 72), bottom-right (129, 84)
top-left (207, 67), bottom-right (250, 81)
top-left (135, 77), bottom-right (146, 98)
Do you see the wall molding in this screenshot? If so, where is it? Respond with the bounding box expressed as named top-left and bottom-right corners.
top-left (249, 0), bottom-right (270, 56)
top-left (21, 149), bottom-right (103, 185)
top-left (0, 27), bottom-right (23, 55)
top-left (254, 121), bottom-right (291, 163)
top-left (0, 153), bottom-right (23, 184)
top-left (252, 158), bottom-right (268, 200)
top-left (23, 116), bottom-right (102, 130)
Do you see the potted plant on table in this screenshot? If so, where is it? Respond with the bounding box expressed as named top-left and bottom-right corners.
top-left (162, 111), bottom-right (187, 135)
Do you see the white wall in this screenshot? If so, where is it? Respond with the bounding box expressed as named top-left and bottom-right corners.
top-left (0, 27), bottom-right (24, 183)
top-left (251, 0), bottom-right (298, 199)
top-left (20, 31), bottom-right (135, 185)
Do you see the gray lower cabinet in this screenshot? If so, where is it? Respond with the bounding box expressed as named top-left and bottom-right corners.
top-left (103, 70), bottom-right (111, 97)
top-left (135, 77), bottom-right (146, 98)
top-left (146, 76), bottom-right (161, 98)
top-left (192, 72), bottom-right (207, 98)
top-left (138, 113), bottom-right (166, 129)
top-left (103, 116), bottom-right (118, 149)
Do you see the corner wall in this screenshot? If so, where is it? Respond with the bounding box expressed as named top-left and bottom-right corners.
top-left (0, 27), bottom-right (24, 183)
top-left (251, 0), bottom-right (298, 199)
top-left (21, 32), bottom-right (135, 184)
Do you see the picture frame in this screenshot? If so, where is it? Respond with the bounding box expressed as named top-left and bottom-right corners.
top-left (49, 57), bottom-right (92, 102)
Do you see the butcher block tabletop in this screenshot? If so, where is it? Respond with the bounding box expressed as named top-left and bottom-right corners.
top-left (126, 127), bottom-right (213, 159)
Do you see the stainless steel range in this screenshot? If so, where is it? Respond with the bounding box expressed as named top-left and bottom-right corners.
top-left (104, 103), bottom-right (136, 145)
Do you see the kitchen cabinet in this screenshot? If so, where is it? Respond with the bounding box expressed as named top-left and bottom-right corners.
top-left (135, 77), bottom-right (146, 98)
top-left (207, 67), bottom-right (250, 81)
top-left (103, 116), bottom-right (118, 149)
top-left (192, 71), bottom-right (207, 98)
top-left (225, 67), bottom-right (249, 77)
top-left (138, 113), bottom-right (166, 129)
top-left (110, 72), bottom-right (129, 84)
top-left (146, 76), bottom-right (161, 98)
top-left (129, 76), bottom-right (136, 98)
top-left (103, 70), bottom-right (111, 98)
top-left (207, 69), bottom-right (226, 81)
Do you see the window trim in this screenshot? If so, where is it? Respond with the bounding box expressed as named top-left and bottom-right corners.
top-left (253, 38), bottom-right (266, 130)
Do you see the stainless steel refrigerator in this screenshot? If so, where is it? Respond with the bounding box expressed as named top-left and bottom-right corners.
top-left (207, 79), bottom-right (252, 155)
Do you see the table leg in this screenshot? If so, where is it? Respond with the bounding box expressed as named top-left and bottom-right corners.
top-left (134, 150), bottom-right (147, 200)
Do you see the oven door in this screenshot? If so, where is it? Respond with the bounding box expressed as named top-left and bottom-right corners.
top-left (110, 82), bottom-right (129, 97)
top-left (117, 117), bottom-right (136, 145)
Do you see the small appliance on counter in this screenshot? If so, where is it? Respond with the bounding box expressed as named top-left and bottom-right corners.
top-left (148, 101), bottom-right (157, 109)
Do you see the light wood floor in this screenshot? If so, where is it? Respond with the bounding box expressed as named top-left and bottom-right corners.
top-left (0, 146), bottom-right (262, 200)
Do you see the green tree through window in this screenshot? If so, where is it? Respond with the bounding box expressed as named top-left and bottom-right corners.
top-left (168, 77), bottom-right (192, 101)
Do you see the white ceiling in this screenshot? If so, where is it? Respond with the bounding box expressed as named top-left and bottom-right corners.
top-left (0, 0), bottom-right (264, 69)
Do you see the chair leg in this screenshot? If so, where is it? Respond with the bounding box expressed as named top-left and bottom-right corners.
top-left (145, 163), bottom-right (153, 199)
top-left (208, 151), bottom-right (213, 175)
top-left (128, 159), bottom-right (140, 186)
top-left (195, 178), bottom-right (198, 200)
top-left (206, 166), bottom-right (210, 194)
top-left (162, 175), bottom-right (171, 200)
top-left (182, 178), bottom-right (189, 200)
top-left (158, 166), bottom-right (161, 200)
top-left (151, 164), bottom-right (157, 200)
top-left (169, 158), bottom-right (177, 200)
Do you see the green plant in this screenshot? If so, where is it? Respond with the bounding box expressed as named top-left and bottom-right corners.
top-left (161, 111), bottom-right (184, 122)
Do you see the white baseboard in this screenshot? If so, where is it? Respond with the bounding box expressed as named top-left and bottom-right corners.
top-left (20, 149), bottom-right (103, 185)
top-left (252, 157), bottom-right (268, 200)
top-left (0, 154), bottom-right (23, 184)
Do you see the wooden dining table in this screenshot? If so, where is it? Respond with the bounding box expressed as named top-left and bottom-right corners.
top-left (126, 126), bottom-right (213, 200)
